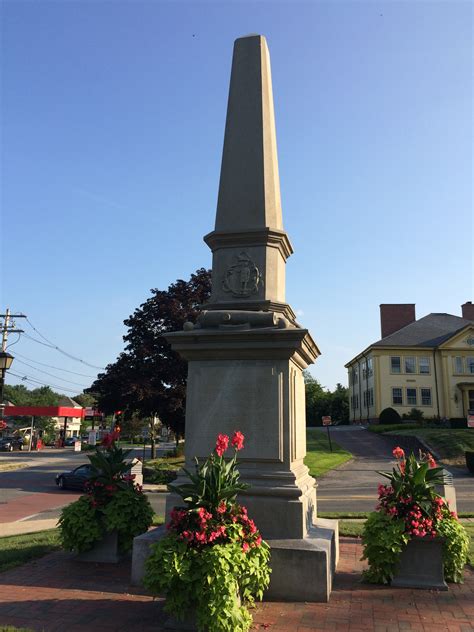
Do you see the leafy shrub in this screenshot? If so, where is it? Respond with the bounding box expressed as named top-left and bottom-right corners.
top-left (379, 407), bottom-right (401, 425)
top-left (402, 408), bottom-right (424, 423)
top-left (368, 423), bottom-right (421, 434)
top-left (450, 418), bottom-right (468, 429)
top-left (59, 432), bottom-right (154, 553)
top-left (144, 431), bottom-right (271, 632)
top-left (362, 447), bottom-right (469, 584)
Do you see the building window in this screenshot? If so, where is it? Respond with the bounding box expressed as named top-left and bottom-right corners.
top-left (362, 367), bottom-right (367, 380)
top-left (367, 358), bottom-right (373, 377)
top-left (363, 391), bottom-right (367, 407)
top-left (405, 357), bottom-right (416, 374)
top-left (352, 367), bottom-right (359, 385)
top-left (421, 388), bottom-right (432, 406)
top-left (391, 357), bottom-right (401, 374)
top-left (419, 357), bottom-right (430, 374)
top-left (392, 388), bottom-right (403, 405)
top-left (407, 388), bottom-right (417, 406)
top-left (467, 357), bottom-right (474, 374)
top-left (454, 357), bottom-right (463, 374)
top-left (354, 394), bottom-right (359, 409)
top-left (368, 388), bottom-right (374, 406)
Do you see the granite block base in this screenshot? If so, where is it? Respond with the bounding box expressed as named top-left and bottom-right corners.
top-left (391, 537), bottom-right (448, 591)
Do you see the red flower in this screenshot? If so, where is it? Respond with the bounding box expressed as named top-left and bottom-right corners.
top-left (428, 454), bottom-right (437, 468)
top-left (231, 430), bottom-right (245, 451)
top-left (217, 501), bottom-right (227, 514)
top-left (215, 433), bottom-right (229, 457)
top-left (242, 542), bottom-right (250, 553)
top-left (392, 446), bottom-right (405, 460)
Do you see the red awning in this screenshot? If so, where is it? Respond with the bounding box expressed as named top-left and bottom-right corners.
top-left (3, 406), bottom-right (84, 418)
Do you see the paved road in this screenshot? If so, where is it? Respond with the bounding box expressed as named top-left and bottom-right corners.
top-left (0, 443), bottom-right (174, 524)
top-left (315, 426), bottom-right (474, 513)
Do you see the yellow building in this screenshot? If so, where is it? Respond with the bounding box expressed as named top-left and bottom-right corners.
top-left (345, 302), bottom-right (474, 423)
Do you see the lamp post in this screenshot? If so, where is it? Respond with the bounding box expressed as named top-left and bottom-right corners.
top-left (0, 351), bottom-right (14, 420)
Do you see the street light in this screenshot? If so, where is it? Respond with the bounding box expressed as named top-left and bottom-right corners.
top-left (0, 351), bottom-right (14, 419)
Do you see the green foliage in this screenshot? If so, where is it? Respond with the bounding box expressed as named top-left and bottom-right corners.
top-left (144, 432), bottom-right (270, 632)
top-left (402, 408), bottom-right (424, 422)
top-left (169, 451), bottom-right (249, 511)
top-left (362, 449), bottom-right (470, 585)
top-left (368, 423), bottom-right (422, 434)
top-left (88, 268), bottom-right (211, 438)
top-left (379, 407), bottom-right (401, 424)
top-left (102, 487), bottom-right (154, 552)
top-left (58, 496), bottom-right (103, 553)
top-left (438, 516), bottom-right (470, 582)
top-left (59, 434), bottom-right (153, 553)
top-left (361, 512), bottom-right (409, 584)
top-left (72, 392), bottom-right (97, 408)
top-left (144, 533), bottom-right (270, 632)
top-left (4, 384), bottom-right (59, 406)
top-left (304, 373), bottom-right (349, 425)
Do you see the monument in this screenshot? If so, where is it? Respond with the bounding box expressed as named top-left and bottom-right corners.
top-left (132, 34), bottom-right (338, 602)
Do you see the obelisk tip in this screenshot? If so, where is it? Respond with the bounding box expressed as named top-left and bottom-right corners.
top-left (235, 33), bottom-right (266, 43)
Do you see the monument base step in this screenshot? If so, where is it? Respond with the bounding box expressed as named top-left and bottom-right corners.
top-left (131, 519), bottom-right (338, 603)
top-left (265, 518), bottom-right (338, 603)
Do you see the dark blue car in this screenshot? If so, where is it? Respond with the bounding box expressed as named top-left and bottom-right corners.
top-left (55, 464), bottom-right (94, 490)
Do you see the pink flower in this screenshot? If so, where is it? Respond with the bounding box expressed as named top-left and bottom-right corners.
top-left (427, 454), bottom-right (437, 468)
top-left (217, 501), bottom-right (227, 514)
top-left (215, 433), bottom-right (229, 457)
top-left (231, 431), bottom-right (245, 451)
top-left (254, 535), bottom-right (262, 547)
top-left (392, 447), bottom-right (405, 460)
top-left (242, 542), bottom-right (250, 553)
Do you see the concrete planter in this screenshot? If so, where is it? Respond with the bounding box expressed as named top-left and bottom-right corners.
top-left (76, 530), bottom-right (123, 564)
top-left (391, 537), bottom-right (448, 590)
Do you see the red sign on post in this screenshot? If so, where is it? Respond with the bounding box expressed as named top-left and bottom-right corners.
top-left (467, 411), bottom-right (474, 429)
top-left (322, 416), bottom-right (332, 426)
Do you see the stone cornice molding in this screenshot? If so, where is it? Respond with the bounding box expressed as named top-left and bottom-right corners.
top-left (203, 227), bottom-right (294, 261)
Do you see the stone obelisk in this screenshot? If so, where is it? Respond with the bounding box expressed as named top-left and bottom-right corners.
top-left (132, 34), bottom-right (337, 603)
top-left (165, 35), bottom-right (337, 601)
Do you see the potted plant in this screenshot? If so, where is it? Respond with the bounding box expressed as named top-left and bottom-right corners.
top-left (143, 431), bottom-right (271, 632)
top-left (361, 447), bottom-right (469, 588)
top-left (59, 430), bottom-right (154, 561)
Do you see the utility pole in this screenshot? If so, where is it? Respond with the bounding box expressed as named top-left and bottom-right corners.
top-left (0, 309), bottom-right (26, 352)
top-left (0, 309), bottom-right (26, 418)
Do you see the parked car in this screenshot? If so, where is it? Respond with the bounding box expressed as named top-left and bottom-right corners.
top-left (0, 436), bottom-right (25, 452)
top-left (55, 464), bottom-right (95, 490)
top-left (64, 437), bottom-right (79, 446)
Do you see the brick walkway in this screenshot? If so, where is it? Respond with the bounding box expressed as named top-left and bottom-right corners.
top-left (0, 538), bottom-right (472, 631)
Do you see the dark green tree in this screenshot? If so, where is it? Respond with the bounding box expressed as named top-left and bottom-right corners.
top-left (88, 268), bottom-right (212, 451)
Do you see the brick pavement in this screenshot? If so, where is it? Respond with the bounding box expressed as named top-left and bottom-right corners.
top-left (0, 537), bottom-right (472, 631)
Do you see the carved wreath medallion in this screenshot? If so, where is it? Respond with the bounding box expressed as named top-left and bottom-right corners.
top-left (222, 251), bottom-right (262, 298)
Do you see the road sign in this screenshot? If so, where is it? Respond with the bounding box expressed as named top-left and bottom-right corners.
top-left (322, 416), bottom-right (332, 426)
top-left (468, 410), bottom-right (474, 429)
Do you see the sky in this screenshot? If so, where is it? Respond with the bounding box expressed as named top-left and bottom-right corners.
top-left (1, 0), bottom-right (472, 395)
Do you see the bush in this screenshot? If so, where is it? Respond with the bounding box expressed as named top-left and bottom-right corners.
top-left (379, 407), bottom-right (401, 425)
top-left (450, 418), bottom-right (468, 429)
top-left (402, 408), bottom-right (424, 423)
top-left (368, 423), bottom-right (422, 434)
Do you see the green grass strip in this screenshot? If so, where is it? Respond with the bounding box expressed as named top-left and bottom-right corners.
top-left (0, 529), bottom-right (61, 573)
top-left (304, 428), bottom-right (352, 477)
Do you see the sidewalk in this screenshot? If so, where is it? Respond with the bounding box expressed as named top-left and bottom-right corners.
top-left (0, 537), bottom-right (472, 631)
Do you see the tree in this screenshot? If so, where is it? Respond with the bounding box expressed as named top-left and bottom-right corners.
top-left (72, 393), bottom-right (97, 408)
top-left (304, 373), bottom-right (349, 426)
top-left (88, 268), bottom-right (212, 451)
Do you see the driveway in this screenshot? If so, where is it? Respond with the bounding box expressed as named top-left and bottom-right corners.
top-left (316, 426), bottom-right (474, 513)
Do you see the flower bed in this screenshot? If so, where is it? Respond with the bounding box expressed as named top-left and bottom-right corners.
top-left (143, 431), bottom-right (271, 632)
top-left (59, 431), bottom-right (154, 555)
top-left (362, 447), bottom-right (469, 585)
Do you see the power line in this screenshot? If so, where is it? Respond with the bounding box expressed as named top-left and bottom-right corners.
top-left (13, 352), bottom-right (96, 378)
top-left (8, 371), bottom-right (81, 395)
top-left (14, 359), bottom-right (90, 389)
top-left (21, 319), bottom-right (106, 370)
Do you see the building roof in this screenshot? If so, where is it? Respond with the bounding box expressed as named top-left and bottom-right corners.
top-left (371, 313), bottom-right (472, 348)
top-left (57, 396), bottom-right (81, 408)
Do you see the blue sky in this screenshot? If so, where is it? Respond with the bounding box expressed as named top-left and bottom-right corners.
top-left (1, 0), bottom-right (472, 394)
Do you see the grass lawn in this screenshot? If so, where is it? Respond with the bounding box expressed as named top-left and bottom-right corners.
top-left (0, 530), bottom-right (61, 573)
top-left (382, 428), bottom-right (474, 465)
top-left (304, 428), bottom-right (352, 478)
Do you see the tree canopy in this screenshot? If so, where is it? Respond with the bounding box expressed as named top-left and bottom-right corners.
top-left (88, 268), bottom-right (211, 438)
top-left (304, 371), bottom-right (349, 425)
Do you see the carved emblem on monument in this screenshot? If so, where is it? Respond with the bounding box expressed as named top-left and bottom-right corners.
top-left (222, 252), bottom-right (262, 297)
